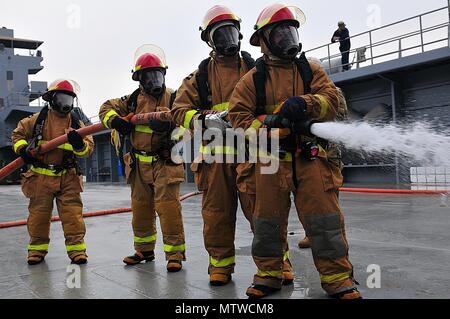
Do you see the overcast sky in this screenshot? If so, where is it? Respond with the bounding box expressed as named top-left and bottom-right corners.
top-left (1, 0), bottom-right (448, 118)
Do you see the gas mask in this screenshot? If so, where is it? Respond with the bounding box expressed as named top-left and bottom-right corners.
top-left (140, 69), bottom-right (166, 97)
top-left (265, 23), bottom-right (301, 60)
top-left (209, 23), bottom-right (241, 57)
top-left (50, 92), bottom-right (75, 115)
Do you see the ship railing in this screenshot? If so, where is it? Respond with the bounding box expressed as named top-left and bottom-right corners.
top-left (306, 6), bottom-right (450, 74)
top-left (0, 38), bottom-right (42, 57)
top-left (3, 92), bottom-right (45, 108)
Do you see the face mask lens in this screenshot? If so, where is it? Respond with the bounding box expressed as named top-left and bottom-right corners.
top-left (212, 25), bottom-right (240, 56)
top-left (269, 24), bottom-right (300, 59)
top-left (140, 69), bottom-right (165, 96)
top-left (52, 92), bottom-right (74, 114)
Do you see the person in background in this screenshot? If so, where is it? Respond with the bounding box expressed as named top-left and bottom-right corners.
top-left (332, 21), bottom-right (351, 71)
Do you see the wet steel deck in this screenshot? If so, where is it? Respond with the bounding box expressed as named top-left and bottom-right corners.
top-left (0, 183), bottom-right (449, 299)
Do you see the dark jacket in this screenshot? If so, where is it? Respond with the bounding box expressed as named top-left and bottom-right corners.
top-left (332, 28), bottom-right (351, 52)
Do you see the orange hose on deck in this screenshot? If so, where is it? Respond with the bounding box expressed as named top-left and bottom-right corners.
top-left (0, 191), bottom-right (202, 229)
top-left (340, 188), bottom-right (448, 195)
top-left (1, 187), bottom-right (447, 229)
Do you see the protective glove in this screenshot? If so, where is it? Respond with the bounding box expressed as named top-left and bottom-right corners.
top-left (200, 111), bottom-right (231, 132)
top-left (67, 130), bottom-right (85, 150)
top-left (111, 117), bottom-right (133, 135)
top-left (19, 147), bottom-right (37, 165)
top-left (263, 114), bottom-right (291, 128)
top-left (148, 118), bottom-right (176, 133)
top-left (278, 96), bottom-right (308, 122)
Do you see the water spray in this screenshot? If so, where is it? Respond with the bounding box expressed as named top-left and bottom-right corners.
top-left (309, 121), bottom-right (450, 168)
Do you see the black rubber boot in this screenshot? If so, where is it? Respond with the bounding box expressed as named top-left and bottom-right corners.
top-left (246, 284), bottom-right (281, 299)
top-left (27, 255), bottom-right (45, 266)
top-left (71, 253), bottom-right (88, 265)
top-left (123, 251), bottom-right (155, 265)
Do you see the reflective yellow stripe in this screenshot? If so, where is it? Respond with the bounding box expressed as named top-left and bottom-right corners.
top-left (135, 125), bottom-right (153, 134)
top-left (212, 102), bottom-right (229, 112)
top-left (58, 143), bottom-right (74, 152)
top-left (28, 244), bottom-right (49, 251)
top-left (31, 166), bottom-right (67, 177)
top-left (315, 94), bottom-right (330, 120)
top-left (38, 140), bottom-right (74, 152)
top-left (245, 119), bottom-right (262, 136)
top-left (244, 120), bottom-right (262, 146)
top-left (257, 270), bottom-right (283, 278)
top-left (135, 153), bottom-right (158, 163)
top-left (318, 144), bottom-right (327, 158)
top-left (183, 110), bottom-right (199, 129)
top-left (103, 110), bottom-right (119, 128)
top-left (14, 140), bottom-right (28, 154)
top-left (284, 251), bottom-right (290, 261)
top-left (39, 140), bottom-right (90, 156)
top-left (134, 234), bottom-right (157, 244)
top-left (199, 145), bottom-right (237, 155)
top-left (73, 145), bottom-right (90, 157)
top-left (66, 243), bottom-right (87, 252)
top-left (250, 119), bottom-right (263, 130)
top-left (320, 271), bottom-right (352, 284)
top-left (210, 256), bottom-right (235, 268)
top-left (258, 150), bottom-right (293, 162)
top-left (164, 244), bottom-right (186, 253)
top-left (172, 127), bottom-right (187, 141)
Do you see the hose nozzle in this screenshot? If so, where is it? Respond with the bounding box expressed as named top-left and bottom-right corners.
top-left (292, 119), bottom-right (318, 136)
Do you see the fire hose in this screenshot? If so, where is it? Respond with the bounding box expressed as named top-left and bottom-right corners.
top-left (0, 187), bottom-right (447, 229)
top-left (0, 191), bottom-right (203, 229)
top-left (0, 112), bottom-right (173, 182)
top-left (0, 112), bottom-right (447, 229)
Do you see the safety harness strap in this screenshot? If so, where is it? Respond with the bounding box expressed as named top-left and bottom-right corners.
top-left (197, 57), bottom-right (212, 109)
top-left (126, 88), bottom-right (142, 114)
top-left (295, 52), bottom-right (313, 94)
top-left (197, 52), bottom-right (255, 110)
top-left (253, 54), bottom-right (314, 116)
top-left (29, 106), bottom-right (84, 174)
top-left (253, 58), bottom-right (268, 116)
top-left (241, 51), bottom-right (256, 71)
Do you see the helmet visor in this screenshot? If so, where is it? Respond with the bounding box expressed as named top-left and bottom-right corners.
top-left (134, 44), bottom-right (167, 69)
top-left (52, 92), bottom-right (74, 114)
top-left (269, 23), bottom-right (300, 59)
top-left (140, 69), bottom-right (166, 97)
top-left (211, 25), bottom-right (240, 56)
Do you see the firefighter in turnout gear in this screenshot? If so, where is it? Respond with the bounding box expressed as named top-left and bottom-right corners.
top-left (171, 5), bottom-right (298, 286)
top-left (99, 45), bottom-right (186, 272)
top-left (228, 3), bottom-right (361, 299)
top-left (11, 79), bottom-right (94, 265)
